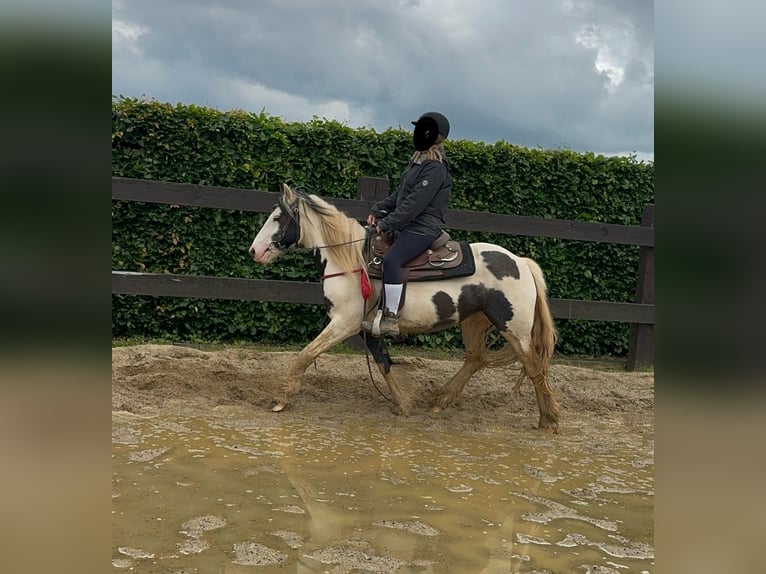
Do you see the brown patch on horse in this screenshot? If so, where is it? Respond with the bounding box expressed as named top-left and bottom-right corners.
top-left (431, 291), bottom-right (458, 329)
top-left (457, 284), bottom-right (514, 330)
top-left (481, 250), bottom-right (520, 280)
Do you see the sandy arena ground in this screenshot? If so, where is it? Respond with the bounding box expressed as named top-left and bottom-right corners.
top-left (112, 344), bottom-right (653, 432)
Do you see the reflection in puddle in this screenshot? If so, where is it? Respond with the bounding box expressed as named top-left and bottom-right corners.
top-left (112, 409), bottom-right (653, 572)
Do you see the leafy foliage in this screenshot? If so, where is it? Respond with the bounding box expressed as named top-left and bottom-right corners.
top-left (112, 97), bottom-right (654, 356)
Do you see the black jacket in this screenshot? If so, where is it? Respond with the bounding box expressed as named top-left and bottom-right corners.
top-left (372, 156), bottom-right (452, 238)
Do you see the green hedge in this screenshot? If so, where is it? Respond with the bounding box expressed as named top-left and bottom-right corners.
top-left (112, 97), bottom-right (654, 356)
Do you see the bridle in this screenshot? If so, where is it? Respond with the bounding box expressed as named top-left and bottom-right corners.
top-left (269, 195), bottom-right (301, 251)
top-left (269, 196), bottom-right (369, 252)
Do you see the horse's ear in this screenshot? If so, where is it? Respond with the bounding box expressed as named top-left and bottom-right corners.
top-left (281, 183), bottom-right (294, 200)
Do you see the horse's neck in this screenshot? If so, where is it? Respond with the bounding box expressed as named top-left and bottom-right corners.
top-left (303, 214), bottom-right (365, 275)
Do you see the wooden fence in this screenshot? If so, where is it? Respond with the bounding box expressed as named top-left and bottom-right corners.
top-left (112, 176), bottom-right (654, 369)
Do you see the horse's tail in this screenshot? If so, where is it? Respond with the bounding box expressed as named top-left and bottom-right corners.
top-left (524, 257), bottom-right (557, 379)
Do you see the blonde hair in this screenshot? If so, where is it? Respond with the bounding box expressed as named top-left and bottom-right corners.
top-left (410, 134), bottom-right (446, 164)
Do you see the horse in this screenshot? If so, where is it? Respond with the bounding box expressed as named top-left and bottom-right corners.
top-left (249, 184), bottom-right (560, 432)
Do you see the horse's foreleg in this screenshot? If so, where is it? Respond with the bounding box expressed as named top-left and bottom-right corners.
top-left (271, 321), bottom-right (358, 412)
top-left (360, 334), bottom-right (412, 416)
top-left (432, 313), bottom-right (490, 412)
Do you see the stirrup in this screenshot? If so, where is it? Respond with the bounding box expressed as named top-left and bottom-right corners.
top-left (371, 309), bottom-right (384, 337)
top-left (361, 309), bottom-right (384, 336)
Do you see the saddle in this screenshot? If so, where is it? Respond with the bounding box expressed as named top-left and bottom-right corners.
top-left (365, 230), bottom-right (475, 282)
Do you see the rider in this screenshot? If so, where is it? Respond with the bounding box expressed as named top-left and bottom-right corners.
top-left (362, 111), bottom-right (452, 337)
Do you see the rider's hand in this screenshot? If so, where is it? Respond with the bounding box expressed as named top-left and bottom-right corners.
top-left (376, 225), bottom-right (394, 243)
top-left (366, 214), bottom-right (376, 226)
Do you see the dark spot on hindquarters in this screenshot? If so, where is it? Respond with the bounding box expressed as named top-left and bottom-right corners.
top-left (481, 250), bottom-right (520, 280)
top-left (323, 296), bottom-right (334, 312)
top-left (457, 284), bottom-right (514, 330)
top-left (457, 285), bottom-right (485, 321)
top-left (431, 291), bottom-right (458, 329)
top-left (360, 333), bottom-right (392, 374)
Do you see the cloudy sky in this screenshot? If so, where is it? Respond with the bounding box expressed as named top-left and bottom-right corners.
top-left (112, 0), bottom-right (654, 161)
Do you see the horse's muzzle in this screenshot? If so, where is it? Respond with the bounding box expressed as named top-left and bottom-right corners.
top-left (250, 245), bottom-right (267, 263)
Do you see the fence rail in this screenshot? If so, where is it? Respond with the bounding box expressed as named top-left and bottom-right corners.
top-left (112, 177), bottom-right (654, 246)
top-left (112, 271), bottom-right (654, 324)
top-left (112, 177), bottom-right (654, 368)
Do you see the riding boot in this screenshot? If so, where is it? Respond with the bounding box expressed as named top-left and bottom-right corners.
top-left (361, 310), bottom-right (400, 337)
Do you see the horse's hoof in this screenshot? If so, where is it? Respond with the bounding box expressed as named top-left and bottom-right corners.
top-left (537, 419), bottom-right (559, 434)
top-left (431, 405), bottom-right (443, 414)
top-left (270, 401), bottom-right (286, 412)
top-left (390, 404), bottom-right (411, 416)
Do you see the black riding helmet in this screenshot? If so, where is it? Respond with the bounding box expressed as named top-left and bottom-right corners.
top-left (411, 111), bottom-right (450, 151)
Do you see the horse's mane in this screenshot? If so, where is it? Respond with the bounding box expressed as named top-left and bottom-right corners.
top-left (296, 191), bottom-right (366, 274)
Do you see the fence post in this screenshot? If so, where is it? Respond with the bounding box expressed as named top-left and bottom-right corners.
top-left (627, 203), bottom-right (654, 370)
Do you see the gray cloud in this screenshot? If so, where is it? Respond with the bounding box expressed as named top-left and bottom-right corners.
top-left (112, 0), bottom-right (654, 160)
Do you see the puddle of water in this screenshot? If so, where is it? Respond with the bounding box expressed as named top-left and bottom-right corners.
top-left (112, 409), bottom-right (653, 573)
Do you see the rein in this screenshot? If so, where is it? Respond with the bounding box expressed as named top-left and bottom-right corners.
top-left (359, 230), bottom-right (395, 405)
top-left (320, 269), bottom-right (363, 280)
top-left (360, 283), bottom-right (395, 405)
top-left (269, 235), bottom-right (367, 254)
top-left (361, 302), bottom-right (395, 405)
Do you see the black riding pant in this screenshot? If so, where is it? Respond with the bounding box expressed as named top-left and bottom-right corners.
top-left (382, 230), bottom-right (437, 284)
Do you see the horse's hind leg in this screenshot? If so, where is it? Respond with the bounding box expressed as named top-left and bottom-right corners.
top-left (530, 368), bottom-right (559, 433)
top-left (360, 334), bottom-right (412, 415)
top-left (503, 336), bottom-right (560, 433)
top-left (432, 313), bottom-right (491, 412)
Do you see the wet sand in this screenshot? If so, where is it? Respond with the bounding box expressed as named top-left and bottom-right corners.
top-left (112, 344), bottom-right (654, 573)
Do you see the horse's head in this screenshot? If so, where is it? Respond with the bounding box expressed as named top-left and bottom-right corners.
top-left (249, 183), bottom-right (302, 263)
